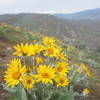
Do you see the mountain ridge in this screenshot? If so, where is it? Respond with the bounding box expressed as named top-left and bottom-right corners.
top-left (53, 8), bottom-right (100, 20)
top-left (0, 9), bottom-right (100, 48)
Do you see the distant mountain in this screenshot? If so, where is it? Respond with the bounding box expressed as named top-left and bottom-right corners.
top-left (54, 8), bottom-right (100, 20)
top-left (0, 13), bottom-right (100, 48)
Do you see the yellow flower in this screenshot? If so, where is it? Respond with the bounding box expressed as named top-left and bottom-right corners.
top-left (87, 72), bottom-right (93, 77)
top-left (25, 67), bottom-right (33, 74)
top-left (42, 37), bottom-right (55, 46)
top-left (44, 46), bottom-right (60, 58)
top-left (56, 52), bottom-right (68, 60)
top-left (73, 64), bottom-right (82, 73)
top-left (83, 88), bottom-right (90, 96)
top-left (33, 40), bottom-right (37, 42)
top-left (67, 46), bottom-right (75, 51)
top-left (35, 57), bottom-right (43, 64)
top-left (81, 64), bottom-right (88, 71)
top-left (22, 75), bottom-right (35, 89)
top-left (13, 43), bottom-right (31, 56)
top-left (75, 68), bottom-right (82, 73)
top-left (54, 44), bottom-right (62, 51)
top-left (55, 75), bottom-right (69, 87)
top-left (34, 65), bottom-right (55, 84)
top-left (29, 44), bottom-right (45, 56)
top-left (7, 58), bottom-right (21, 67)
top-left (4, 58), bottom-right (26, 87)
top-left (55, 62), bottom-right (70, 75)
top-left (81, 64), bottom-right (92, 77)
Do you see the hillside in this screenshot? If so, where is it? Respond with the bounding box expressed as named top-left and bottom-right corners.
top-left (54, 8), bottom-right (100, 20)
top-left (0, 12), bottom-right (100, 49)
top-left (0, 24), bottom-right (100, 100)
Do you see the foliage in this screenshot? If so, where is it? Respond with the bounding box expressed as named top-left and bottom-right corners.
top-left (3, 35), bottom-right (92, 100)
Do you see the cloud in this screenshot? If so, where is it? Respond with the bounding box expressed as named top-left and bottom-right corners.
top-left (0, 0), bottom-right (100, 14)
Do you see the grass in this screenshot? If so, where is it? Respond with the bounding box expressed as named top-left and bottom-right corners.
top-left (0, 24), bottom-right (33, 43)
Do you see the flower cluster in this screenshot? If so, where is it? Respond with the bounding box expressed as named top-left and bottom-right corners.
top-left (4, 36), bottom-right (91, 99)
top-left (74, 64), bottom-right (93, 77)
top-left (0, 23), bottom-right (20, 30)
top-left (4, 37), bottom-right (71, 89)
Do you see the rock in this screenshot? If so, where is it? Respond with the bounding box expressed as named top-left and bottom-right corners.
top-left (6, 47), bottom-right (12, 51)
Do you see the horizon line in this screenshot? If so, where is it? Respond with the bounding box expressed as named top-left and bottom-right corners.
top-left (0, 7), bottom-right (99, 15)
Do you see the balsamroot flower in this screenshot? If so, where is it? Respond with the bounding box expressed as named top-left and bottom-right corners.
top-left (55, 75), bottom-right (69, 87)
top-left (35, 57), bottom-right (44, 64)
top-left (4, 58), bottom-right (26, 87)
top-left (34, 65), bottom-right (55, 84)
top-left (3, 35), bottom-right (91, 99)
top-left (55, 62), bottom-right (70, 75)
top-left (28, 44), bottom-right (45, 56)
top-left (44, 46), bottom-right (60, 58)
top-left (13, 43), bottom-right (31, 56)
top-left (42, 37), bottom-right (55, 46)
top-left (22, 75), bottom-right (35, 89)
top-left (83, 88), bottom-right (90, 96)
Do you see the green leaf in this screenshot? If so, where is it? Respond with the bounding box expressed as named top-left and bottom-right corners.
top-left (53, 86), bottom-right (74, 100)
top-left (21, 87), bottom-right (28, 100)
top-left (59, 86), bottom-right (74, 100)
top-left (51, 94), bottom-right (61, 100)
top-left (15, 84), bottom-right (28, 100)
top-left (3, 84), bottom-right (17, 93)
top-left (3, 84), bottom-right (28, 100)
top-left (27, 90), bottom-right (37, 100)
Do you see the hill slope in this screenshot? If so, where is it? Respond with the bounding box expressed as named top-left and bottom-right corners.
top-left (54, 8), bottom-right (100, 20)
top-left (0, 24), bottom-right (100, 100)
top-left (0, 13), bottom-right (100, 48)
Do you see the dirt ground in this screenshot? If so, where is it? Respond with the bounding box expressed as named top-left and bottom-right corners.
top-left (0, 40), bottom-right (13, 100)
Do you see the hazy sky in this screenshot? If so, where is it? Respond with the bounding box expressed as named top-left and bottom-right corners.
top-left (0, 0), bottom-right (100, 14)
